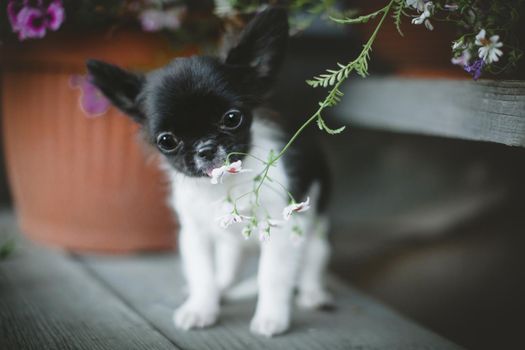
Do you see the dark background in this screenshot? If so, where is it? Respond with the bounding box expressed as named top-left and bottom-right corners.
top-left (1, 21), bottom-right (524, 350)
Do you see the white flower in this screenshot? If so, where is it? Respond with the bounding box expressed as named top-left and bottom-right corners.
top-left (452, 40), bottom-right (464, 51)
top-left (210, 160), bottom-right (251, 184)
top-left (411, 2), bottom-right (434, 30)
top-left (475, 29), bottom-right (503, 64)
top-left (258, 222), bottom-right (271, 242)
top-left (423, 19), bottom-right (434, 30)
top-left (216, 201), bottom-right (248, 228)
top-left (282, 197), bottom-right (311, 221)
top-left (210, 166), bottom-right (226, 184)
top-left (224, 160), bottom-right (247, 174)
top-left (406, 0), bottom-right (425, 11)
top-left (218, 211), bottom-right (243, 228)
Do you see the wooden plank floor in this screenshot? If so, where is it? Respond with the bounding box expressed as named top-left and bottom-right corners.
top-left (0, 213), bottom-right (462, 349)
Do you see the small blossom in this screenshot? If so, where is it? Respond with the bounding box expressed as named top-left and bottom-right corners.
top-left (70, 75), bottom-right (111, 117)
top-left (210, 166), bottom-right (226, 184)
top-left (444, 4), bottom-right (459, 11)
top-left (451, 49), bottom-right (471, 67)
top-left (258, 222), bottom-right (271, 242)
top-left (217, 202), bottom-right (251, 228)
top-left (283, 197), bottom-right (311, 221)
top-left (7, 1), bottom-right (22, 31)
top-left (210, 160), bottom-right (251, 184)
top-left (406, 0), bottom-right (425, 11)
top-left (452, 40), bottom-right (463, 51)
top-left (8, 0), bottom-right (65, 41)
top-left (46, 0), bottom-right (65, 31)
top-left (16, 6), bottom-right (46, 40)
top-left (218, 211), bottom-right (243, 228)
top-left (464, 58), bottom-right (485, 80)
top-left (139, 7), bottom-right (185, 32)
top-left (475, 29), bottom-right (503, 64)
top-left (411, 2), bottom-right (434, 31)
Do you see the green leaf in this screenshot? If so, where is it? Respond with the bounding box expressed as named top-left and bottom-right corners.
top-left (392, 0), bottom-right (405, 37)
top-left (330, 7), bottom-right (385, 24)
top-left (318, 117), bottom-right (346, 135)
top-left (306, 79), bottom-right (318, 87)
top-left (316, 117), bottom-right (324, 130)
top-left (0, 240), bottom-right (15, 260)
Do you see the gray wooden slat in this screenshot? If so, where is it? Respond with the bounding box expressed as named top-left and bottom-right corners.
top-left (81, 253), bottom-right (463, 350)
top-left (336, 78), bottom-right (525, 147)
top-left (0, 241), bottom-right (179, 350)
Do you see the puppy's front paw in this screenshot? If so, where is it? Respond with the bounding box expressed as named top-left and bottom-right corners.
top-left (250, 313), bottom-right (290, 337)
top-left (297, 289), bottom-right (334, 310)
top-left (173, 302), bottom-right (219, 330)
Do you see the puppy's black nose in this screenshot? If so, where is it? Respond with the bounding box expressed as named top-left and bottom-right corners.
top-left (197, 146), bottom-right (216, 161)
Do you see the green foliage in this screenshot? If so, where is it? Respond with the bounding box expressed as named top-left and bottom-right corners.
top-left (392, 0), bottom-right (405, 36)
top-left (304, 0), bottom-right (399, 138)
top-left (330, 7), bottom-right (385, 24)
top-left (0, 239), bottom-right (15, 260)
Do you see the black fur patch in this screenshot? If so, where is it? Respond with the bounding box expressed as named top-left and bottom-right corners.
top-left (87, 7), bottom-right (330, 211)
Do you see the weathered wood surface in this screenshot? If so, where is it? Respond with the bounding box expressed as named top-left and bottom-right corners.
top-left (337, 78), bottom-right (525, 147)
top-left (0, 241), bottom-right (178, 349)
top-left (0, 210), bottom-right (462, 350)
top-left (82, 254), bottom-right (463, 350)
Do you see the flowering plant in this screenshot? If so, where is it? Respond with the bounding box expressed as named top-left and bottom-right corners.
top-left (202, 0), bottom-right (524, 242)
top-left (3, 1), bottom-right (523, 242)
top-left (1, 1), bottom-right (224, 43)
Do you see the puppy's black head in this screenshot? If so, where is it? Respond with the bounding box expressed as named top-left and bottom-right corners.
top-left (86, 9), bottom-right (288, 177)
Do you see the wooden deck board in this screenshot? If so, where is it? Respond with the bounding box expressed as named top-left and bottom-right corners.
top-left (81, 253), bottom-right (463, 350)
top-left (0, 242), bottom-right (179, 350)
top-left (336, 78), bottom-right (525, 147)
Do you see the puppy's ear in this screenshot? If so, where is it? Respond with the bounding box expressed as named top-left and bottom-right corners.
top-left (225, 8), bottom-right (288, 89)
top-left (86, 59), bottom-right (145, 123)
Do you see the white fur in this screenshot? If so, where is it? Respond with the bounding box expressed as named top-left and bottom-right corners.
top-left (167, 116), bottom-right (331, 337)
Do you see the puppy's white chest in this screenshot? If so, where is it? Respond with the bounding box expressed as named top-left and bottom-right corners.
top-left (165, 118), bottom-right (289, 239)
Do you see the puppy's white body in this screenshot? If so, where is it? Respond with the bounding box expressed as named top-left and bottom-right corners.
top-left (167, 116), bottom-right (331, 337)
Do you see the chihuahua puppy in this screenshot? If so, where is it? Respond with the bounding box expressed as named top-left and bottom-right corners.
top-left (87, 8), bottom-right (331, 337)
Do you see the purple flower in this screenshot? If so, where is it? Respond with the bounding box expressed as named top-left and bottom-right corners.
top-left (46, 0), bottom-right (65, 31)
top-left (463, 58), bottom-right (485, 80)
top-left (70, 75), bottom-right (111, 117)
top-left (451, 49), bottom-right (471, 67)
top-left (17, 6), bottom-right (47, 40)
top-left (7, 1), bottom-right (23, 31)
top-left (7, 0), bottom-right (65, 41)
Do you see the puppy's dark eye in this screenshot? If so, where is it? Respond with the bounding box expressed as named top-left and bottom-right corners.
top-left (220, 109), bottom-right (243, 130)
top-left (156, 132), bottom-right (179, 153)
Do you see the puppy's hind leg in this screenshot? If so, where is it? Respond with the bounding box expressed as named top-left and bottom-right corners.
top-left (296, 217), bottom-right (334, 310)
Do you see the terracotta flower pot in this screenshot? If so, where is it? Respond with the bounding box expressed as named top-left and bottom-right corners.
top-left (0, 30), bottom-right (192, 253)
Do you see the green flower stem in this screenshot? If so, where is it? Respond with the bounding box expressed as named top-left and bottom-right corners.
top-left (230, 0), bottom-right (397, 212)
top-left (243, 0), bottom-right (396, 203)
